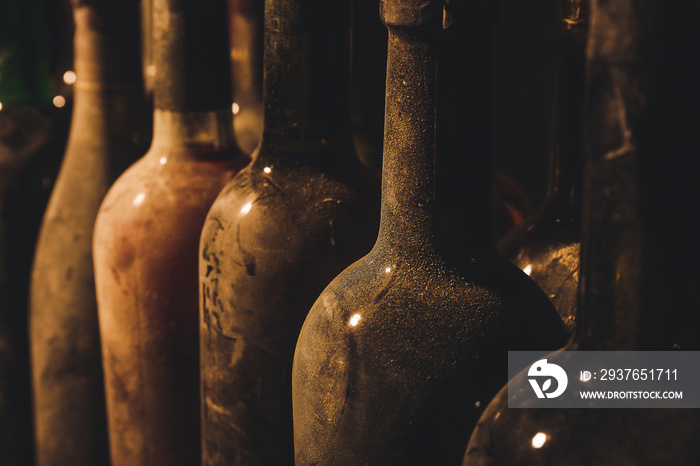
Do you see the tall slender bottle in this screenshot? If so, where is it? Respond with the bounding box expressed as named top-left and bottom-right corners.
top-left (463, 0), bottom-right (700, 463)
top-left (498, 0), bottom-right (587, 333)
top-left (291, 0), bottom-right (569, 463)
top-left (198, 0), bottom-right (380, 462)
top-left (29, 1), bottom-right (150, 464)
top-left (93, 0), bottom-right (249, 464)
top-left (0, 1), bottom-right (69, 463)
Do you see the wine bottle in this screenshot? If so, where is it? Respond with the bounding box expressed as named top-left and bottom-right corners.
top-left (29, 1), bottom-right (150, 464)
top-left (198, 0), bottom-right (380, 462)
top-left (291, 0), bottom-right (569, 463)
top-left (498, 0), bottom-right (587, 333)
top-left (93, 0), bottom-right (249, 464)
top-left (463, 0), bottom-right (700, 463)
top-left (0, 0), bottom-right (69, 463)
top-left (228, 0), bottom-right (263, 154)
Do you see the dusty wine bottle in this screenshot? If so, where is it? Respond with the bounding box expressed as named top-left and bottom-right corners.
top-left (29, 0), bottom-right (150, 464)
top-left (198, 0), bottom-right (380, 462)
top-left (498, 0), bottom-right (587, 333)
top-left (0, 0), bottom-right (69, 463)
top-left (93, 0), bottom-right (250, 464)
top-left (463, 0), bottom-right (700, 463)
top-left (291, 0), bottom-right (569, 464)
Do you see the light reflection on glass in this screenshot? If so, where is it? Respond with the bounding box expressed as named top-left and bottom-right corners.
top-left (385, 266), bottom-right (391, 273)
top-left (63, 70), bottom-right (77, 85)
top-left (159, 157), bottom-right (167, 165)
top-left (531, 432), bottom-right (548, 449)
top-left (263, 166), bottom-right (272, 174)
top-left (0, 102), bottom-right (3, 111)
top-left (241, 202), bottom-right (253, 215)
top-left (53, 95), bottom-right (66, 108)
top-left (133, 193), bottom-right (146, 206)
top-left (232, 103), bottom-right (240, 115)
top-left (349, 314), bottom-right (361, 327)
top-left (523, 264), bottom-right (533, 276)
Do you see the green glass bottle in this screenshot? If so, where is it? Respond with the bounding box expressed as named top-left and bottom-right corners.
top-left (29, 1), bottom-right (150, 464)
top-left (291, 0), bottom-right (569, 463)
top-left (463, 0), bottom-right (700, 463)
top-left (0, 0), bottom-right (69, 463)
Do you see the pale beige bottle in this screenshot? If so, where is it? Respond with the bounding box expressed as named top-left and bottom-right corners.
top-left (93, 0), bottom-right (249, 464)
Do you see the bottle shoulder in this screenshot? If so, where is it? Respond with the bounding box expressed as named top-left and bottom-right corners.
top-left (95, 150), bottom-right (243, 235)
top-left (300, 249), bottom-right (566, 343)
top-left (202, 161), bottom-right (380, 250)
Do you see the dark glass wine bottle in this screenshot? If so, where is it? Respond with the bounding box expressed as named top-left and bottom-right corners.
top-left (0, 1), bottom-right (69, 463)
top-left (291, 0), bottom-right (569, 464)
top-left (29, 0), bottom-right (150, 464)
top-left (463, 0), bottom-right (700, 463)
top-left (498, 0), bottom-right (586, 333)
top-left (93, 0), bottom-right (249, 464)
top-left (198, 0), bottom-right (380, 463)
top-left (228, 0), bottom-right (263, 154)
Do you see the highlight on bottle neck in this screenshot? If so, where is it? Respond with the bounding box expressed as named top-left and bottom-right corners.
top-left (259, 0), bottom-right (352, 147)
top-left (71, 0), bottom-right (144, 90)
top-left (152, 0), bottom-right (232, 112)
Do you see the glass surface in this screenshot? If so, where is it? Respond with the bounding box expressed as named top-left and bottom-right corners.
top-left (292, 1), bottom-right (569, 463)
top-left (463, 0), bottom-right (700, 464)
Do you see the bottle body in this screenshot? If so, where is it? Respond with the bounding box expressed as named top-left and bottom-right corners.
top-left (293, 246), bottom-right (569, 465)
top-left (499, 215), bottom-right (579, 331)
top-left (94, 110), bottom-right (248, 465)
top-left (201, 147), bottom-right (379, 465)
top-left (464, 350), bottom-right (700, 466)
top-left (30, 89), bottom-right (149, 466)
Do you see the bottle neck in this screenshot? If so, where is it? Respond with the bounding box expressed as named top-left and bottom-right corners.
top-left (150, 109), bottom-right (236, 159)
top-left (258, 0), bottom-right (352, 154)
top-left (69, 0), bottom-right (149, 146)
top-left (377, 4), bottom-right (495, 258)
top-left (152, 0), bottom-right (233, 113)
top-left (73, 0), bottom-right (143, 92)
top-left (542, 0), bottom-right (587, 221)
top-left (572, 0), bottom-right (699, 351)
top-left (229, 0), bottom-right (263, 110)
